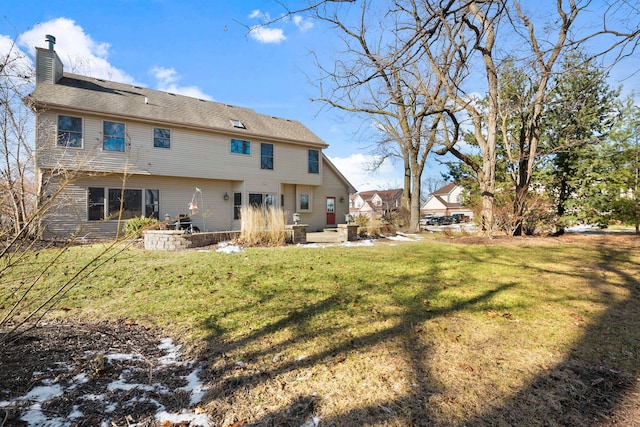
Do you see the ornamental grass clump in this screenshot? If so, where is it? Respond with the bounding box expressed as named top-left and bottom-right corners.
top-left (239, 206), bottom-right (287, 246)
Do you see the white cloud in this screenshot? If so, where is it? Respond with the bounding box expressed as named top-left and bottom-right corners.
top-left (3, 18), bottom-right (214, 101)
top-left (329, 153), bottom-right (403, 192)
top-left (247, 9), bottom-right (312, 44)
top-left (149, 66), bottom-right (179, 85)
top-left (249, 26), bottom-right (286, 44)
top-left (16, 17), bottom-right (137, 84)
top-left (149, 66), bottom-right (213, 100)
top-left (248, 9), bottom-right (265, 19)
top-left (293, 16), bottom-right (314, 31)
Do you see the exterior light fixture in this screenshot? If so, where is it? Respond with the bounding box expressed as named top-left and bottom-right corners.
top-left (223, 192), bottom-right (229, 200)
top-left (340, 196), bottom-right (345, 202)
top-left (345, 213), bottom-right (352, 224)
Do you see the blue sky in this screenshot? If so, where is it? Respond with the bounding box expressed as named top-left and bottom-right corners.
top-left (1, 0), bottom-right (415, 191)
top-left (1, 1), bottom-right (638, 192)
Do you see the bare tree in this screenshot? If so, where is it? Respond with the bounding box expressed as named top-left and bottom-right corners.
top-left (422, 0), bottom-right (639, 237)
top-left (0, 36), bottom-right (36, 238)
top-left (295, 0), bottom-right (460, 232)
top-left (256, 1), bottom-right (640, 237)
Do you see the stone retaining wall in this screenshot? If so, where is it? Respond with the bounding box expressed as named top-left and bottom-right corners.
top-left (285, 224), bottom-right (307, 244)
top-left (143, 230), bottom-right (240, 250)
top-left (143, 223), bottom-right (349, 250)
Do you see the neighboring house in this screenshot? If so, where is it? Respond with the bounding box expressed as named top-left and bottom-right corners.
top-left (349, 188), bottom-right (403, 219)
top-left (421, 183), bottom-right (474, 219)
top-left (27, 37), bottom-right (355, 238)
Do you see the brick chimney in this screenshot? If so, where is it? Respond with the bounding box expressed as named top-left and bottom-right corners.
top-left (35, 35), bottom-right (64, 85)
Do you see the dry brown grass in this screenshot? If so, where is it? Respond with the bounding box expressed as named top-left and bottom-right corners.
top-left (239, 205), bottom-right (287, 246)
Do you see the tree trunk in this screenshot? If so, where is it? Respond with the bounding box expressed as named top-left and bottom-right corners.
top-left (408, 170), bottom-right (422, 233)
top-left (513, 183), bottom-right (528, 236)
top-left (478, 164), bottom-right (495, 237)
top-left (403, 159), bottom-right (411, 210)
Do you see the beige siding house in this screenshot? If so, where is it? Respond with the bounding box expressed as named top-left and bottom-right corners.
top-left (28, 39), bottom-right (355, 238)
top-left (421, 183), bottom-right (474, 219)
top-left (349, 189), bottom-right (403, 219)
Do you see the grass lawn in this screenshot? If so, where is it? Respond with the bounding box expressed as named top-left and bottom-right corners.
top-left (3, 233), bottom-right (640, 425)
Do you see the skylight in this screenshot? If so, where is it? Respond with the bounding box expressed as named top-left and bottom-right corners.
top-left (230, 119), bottom-right (246, 129)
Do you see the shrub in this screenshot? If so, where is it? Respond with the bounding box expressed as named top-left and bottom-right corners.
top-left (124, 217), bottom-right (160, 237)
top-left (354, 214), bottom-right (370, 228)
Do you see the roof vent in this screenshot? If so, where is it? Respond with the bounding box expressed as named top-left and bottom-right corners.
top-left (45, 34), bottom-right (56, 50)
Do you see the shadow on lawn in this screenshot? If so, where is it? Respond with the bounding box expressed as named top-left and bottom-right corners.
top-left (196, 242), bottom-right (640, 426)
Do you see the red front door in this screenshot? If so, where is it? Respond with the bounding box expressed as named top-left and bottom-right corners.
top-left (326, 197), bottom-right (336, 225)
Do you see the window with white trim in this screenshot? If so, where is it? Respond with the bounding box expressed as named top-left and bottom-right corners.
top-left (230, 138), bottom-right (250, 155)
top-left (57, 115), bottom-right (83, 147)
top-left (261, 143), bottom-right (274, 170)
top-left (308, 149), bottom-right (319, 174)
top-left (154, 128), bottom-right (170, 148)
top-left (103, 121), bottom-right (125, 152)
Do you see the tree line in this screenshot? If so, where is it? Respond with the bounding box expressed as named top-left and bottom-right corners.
top-left (268, 0), bottom-right (640, 236)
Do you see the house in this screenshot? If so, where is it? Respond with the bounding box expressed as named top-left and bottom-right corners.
top-left (421, 183), bottom-right (474, 219)
top-left (27, 36), bottom-right (355, 239)
top-left (349, 188), bottom-right (403, 219)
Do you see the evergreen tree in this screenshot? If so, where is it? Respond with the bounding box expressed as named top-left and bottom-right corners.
top-left (540, 51), bottom-right (619, 233)
top-left (606, 96), bottom-right (640, 233)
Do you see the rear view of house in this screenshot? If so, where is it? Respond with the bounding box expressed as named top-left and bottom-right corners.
top-left (27, 36), bottom-right (355, 239)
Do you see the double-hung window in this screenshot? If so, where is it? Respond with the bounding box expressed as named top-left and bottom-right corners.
top-left (300, 194), bottom-right (310, 210)
top-left (154, 128), bottom-right (170, 148)
top-left (230, 138), bottom-right (250, 155)
top-left (261, 143), bottom-right (274, 170)
top-left (103, 121), bottom-right (125, 152)
top-left (88, 187), bottom-right (105, 221)
top-left (57, 115), bottom-right (82, 147)
top-left (145, 189), bottom-right (160, 219)
top-left (233, 192), bottom-right (242, 220)
top-left (308, 149), bottom-right (319, 174)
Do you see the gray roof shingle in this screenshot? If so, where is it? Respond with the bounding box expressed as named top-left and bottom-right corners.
top-left (28, 73), bottom-right (328, 147)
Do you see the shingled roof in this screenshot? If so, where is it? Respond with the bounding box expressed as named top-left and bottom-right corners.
top-left (27, 72), bottom-right (328, 148)
top-left (356, 188), bottom-right (403, 203)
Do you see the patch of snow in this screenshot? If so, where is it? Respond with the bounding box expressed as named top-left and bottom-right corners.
top-left (389, 232), bottom-right (423, 241)
top-left (299, 416), bottom-right (322, 427)
top-left (106, 352), bottom-right (140, 362)
top-left (21, 403), bottom-right (69, 426)
top-left (68, 405), bottom-right (84, 419)
top-left (298, 243), bottom-right (326, 248)
top-left (180, 366), bottom-right (209, 406)
top-left (216, 242), bottom-right (244, 254)
top-left (22, 383), bottom-right (64, 402)
top-left (72, 373), bottom-right (90, 384)
top-left (158, 337), bottom-right (183, 365)
top-left (340, 239), bottom-right (375, 247)
top-left (155, 409), bottom-right (211, 426)
top-left (107, 375), bottom-right (158, 393)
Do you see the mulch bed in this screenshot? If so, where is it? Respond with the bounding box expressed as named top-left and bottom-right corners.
top-left (0, 319), bottom-right (203, 426)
